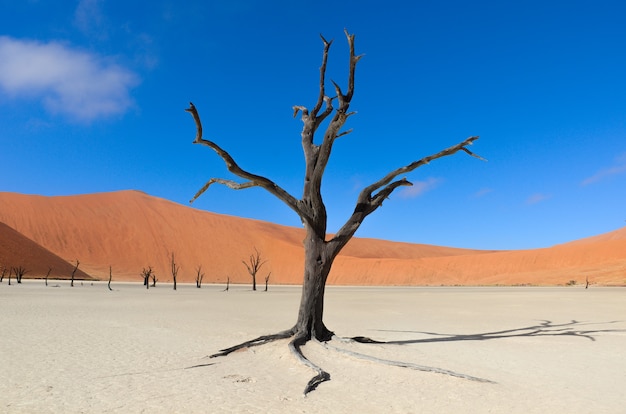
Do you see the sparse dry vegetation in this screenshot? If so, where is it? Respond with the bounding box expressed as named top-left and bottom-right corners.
top-left (242, 247), bottom-right (267, 291)
top-left (195, 265), bottom-right (204, 288)
top-left (141, 267), bottom-right (154, 289)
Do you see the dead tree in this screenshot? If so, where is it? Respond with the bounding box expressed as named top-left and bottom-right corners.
top-left (195, 265), bottom-right (204, 288)
top-left (170, 252), bottom-right (179, 290)
top-left (108, 266), bottom-right (113, 291)
top-left (186, 31), bottom-right (483, 394)
top-left (264, 272), bottom-right (271, 292)
top-left (1, 266), bottom-right (6, 283)
top-left (141, 267), bottom-right (153, 290)
top-left (12, 266), bottom-right (27, 284)
top-left (70, 260), bottom-right (79, 287)
top-left (224, 276), bottom-right (230, 292)
top-left (45, 267), bottom-right (52, 286)
top-left (242, 247), bottom-right (267, 291)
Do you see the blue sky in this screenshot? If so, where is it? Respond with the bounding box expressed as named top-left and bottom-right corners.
top-left (1, 0), bottom-right (625, 250)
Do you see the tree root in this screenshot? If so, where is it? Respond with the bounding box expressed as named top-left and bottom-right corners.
top-left (288, 334), bottom-right (330, 395)
top-left (207, 328), bottom-right (495, 395)
top-left (326, 336), bottom-right (495, 383)
top-left (209, 328), bottom-right (295, 358)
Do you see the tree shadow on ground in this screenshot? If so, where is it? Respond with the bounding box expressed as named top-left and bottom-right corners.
top-left (351, 319), bottom-right (626, 345)
top-left (205, 319), bottom-right (626, 394)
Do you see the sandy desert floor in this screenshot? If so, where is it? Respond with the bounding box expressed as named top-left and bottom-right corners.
top-left (1, 281), bottom-right (625, 413)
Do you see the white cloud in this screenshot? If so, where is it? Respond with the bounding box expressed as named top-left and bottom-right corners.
top-left (581, 153), bottom-right (626, 186)
top-left (526, 193), bottom-right (551, 205)
top-left (398, 177), bottom-right (442, 199)
top-left (0, 36), bottom-right (138, 121)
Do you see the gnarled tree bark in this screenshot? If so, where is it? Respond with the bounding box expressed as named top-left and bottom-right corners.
top-left (186, 30), bottom-right (483, 394)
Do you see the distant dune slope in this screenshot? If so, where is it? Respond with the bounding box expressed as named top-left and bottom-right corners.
top-left (0, 191), bottom-right (624, 285)
top-left (0, 222), bottom-right (94, 280)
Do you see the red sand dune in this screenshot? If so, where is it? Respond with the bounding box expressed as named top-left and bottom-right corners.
top-left (0, 190), bottom-right (624, 286)
top-left (0, 222), bottom-right (94, 280)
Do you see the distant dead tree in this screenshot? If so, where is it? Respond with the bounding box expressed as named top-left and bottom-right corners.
top-left (108, 266), bottom-right (113, 291)
top-left (45, 267), bottom-right (52, 286)
top-left (242, 247), bottom-right (267, 291)
top-left (585, 275), bottom-right (590, 289)
top-left (185, 31), bottom-right (483, 393)
top-left (7, 267), bottom-right (12, 285)
top-left (70, 260), bottom-right (79, 287)
top-left (0, 266), bottom-right (6, 283)
top-left (141, 267), bottom-right (154, 290)
top-left (195, 265), bottom-right (204, 288)
top-left (264, 272), bottom-right (271, 292)
top-left (170, 252), bottom-right (179, 290)
top-left (224, 276), bottom-right (230, 292)
top-left (12, 266), bottom-right (27, 284)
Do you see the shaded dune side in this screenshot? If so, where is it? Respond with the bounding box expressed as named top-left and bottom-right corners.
top-left (0, 222), bottom-right (94, 280)
top-left (0, 191), bottom-right (624, 285)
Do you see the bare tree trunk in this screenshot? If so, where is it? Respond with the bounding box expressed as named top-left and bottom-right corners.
top-left (70, 260), bottom-right (79, 287)
top-left (195, 265), bottom-right (204, 288)
top-left (108, 266), bottom-right (113, 291)
top-left (0, 266), bottom-right (6, 283)
top-left (292, 232), bottom-right (337, 341)
top-left (264, 272), bottom-right (271, 292)
top-left (224, 277), bottom-right (229, 292)
top-left (170, 253), bottom-right (179, 291)
top-left (12, 266), bottom-right (27, 284)
top-left (45, 267), bottom-right (52, 286)
top-left (242, 248), bottom-right (266, 291)
top-left (141, 267), bottom-right (152, 289)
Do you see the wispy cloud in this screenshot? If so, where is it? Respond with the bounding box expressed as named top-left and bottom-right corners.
top-left (472, 187), bottom-right (493, 198)
top-left (74, 0), bottom-right (108, 39)
top-left (0, 36), bottom-right (139, 121)
top-left (398, 177), bottom-right (442, 199)
top-left (526, 193), bottom-right (551, 205)
top-left (581, 153), bottom-right (626, 186)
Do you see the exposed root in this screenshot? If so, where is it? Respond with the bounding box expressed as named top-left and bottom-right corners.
top-left (209, 328), bottom-right (295, 358)
top-left (350, 335), bottom-right (385, 344)
top-left (326, 336), bottom-right (495, 384)
top-left (288, 334), bottom-right (331, 395)
top-left (208, 329), bottom-right (495, 394)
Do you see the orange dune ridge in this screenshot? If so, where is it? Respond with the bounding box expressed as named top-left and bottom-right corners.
top-left (0, 190), bottom-right (624, 286)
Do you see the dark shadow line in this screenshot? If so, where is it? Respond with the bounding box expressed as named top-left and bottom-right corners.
top-left (184, 363), bottom-right (216, 369)
top-left (352, 320), bottom-right (625, 345)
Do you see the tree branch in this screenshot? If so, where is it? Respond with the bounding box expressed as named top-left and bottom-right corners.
top-left (190, 178), bottom-right (258, 204)
top-left (315, 32), bottom-right (360, 175)
top-left (331, 136), bottom-right (483, 247)
top-left (311, 35), bottom-right (333, 118)
top-left (185, 103), bottom-right (302, 214)
top-left (364, 136), bottom-right (483, 199)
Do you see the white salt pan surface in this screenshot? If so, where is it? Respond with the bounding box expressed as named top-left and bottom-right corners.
top-left (1, 282), bottom-right (625, 413)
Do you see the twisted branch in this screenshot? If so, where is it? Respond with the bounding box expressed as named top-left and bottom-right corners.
top-left (331, 136), bottom-right (484, 247)
top-left (185, 103), bottom-right (301, 214)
